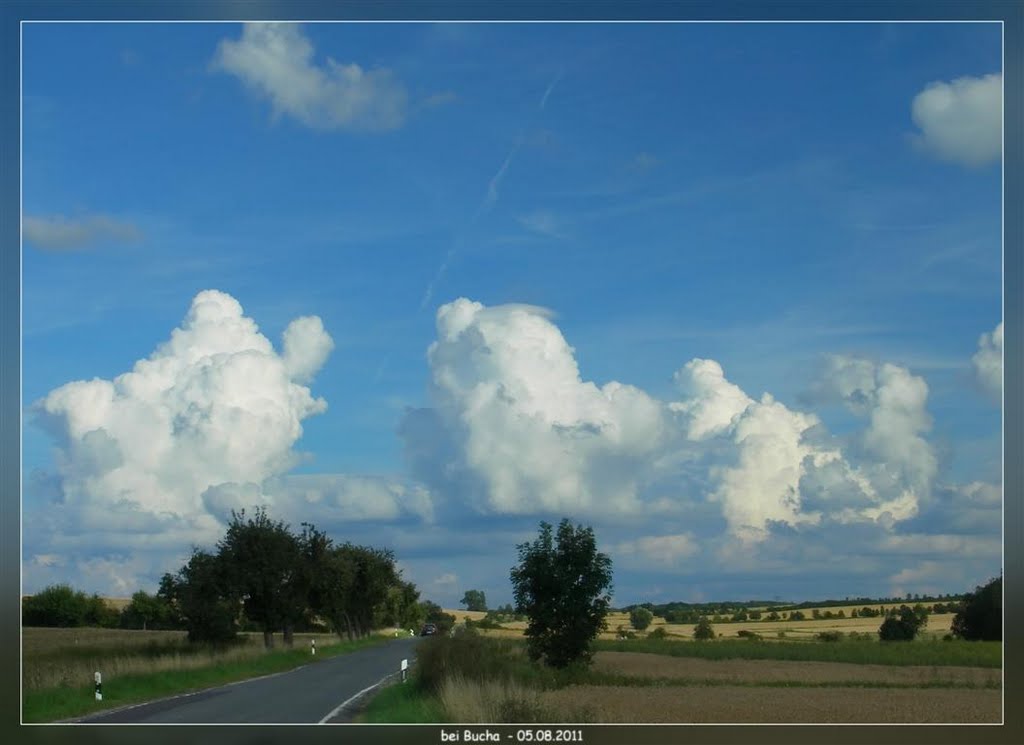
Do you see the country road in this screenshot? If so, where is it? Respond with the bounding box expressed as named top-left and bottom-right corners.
top-left (75, 636), bottom-right (422, 724)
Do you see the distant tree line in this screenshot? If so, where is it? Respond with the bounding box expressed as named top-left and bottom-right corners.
top-left (23, 508), bottom-right (447, 649)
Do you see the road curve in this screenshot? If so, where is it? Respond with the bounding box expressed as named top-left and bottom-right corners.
top-left (76, 636), bottom-right (422, 724)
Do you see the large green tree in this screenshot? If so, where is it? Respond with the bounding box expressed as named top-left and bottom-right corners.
top-left (952, 576), bottom-right (1002, 641)
top-left (161, 549), bottom-right (240, 644)
top-left (218, 508), bottom-right (307, 649)
top-left (461, 589), bottom-right (487, 612)
top-left (510, 519), bottom-right (613, 668)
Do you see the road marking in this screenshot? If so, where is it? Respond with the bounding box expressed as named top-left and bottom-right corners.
top-left (318, 656), bottom-right (415, 725)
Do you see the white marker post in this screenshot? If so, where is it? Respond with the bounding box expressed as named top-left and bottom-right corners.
top-left (311, 639), bottom-right (316, 656)
top-left (400, 658), bottom-right (408, 683)
top-left (94, 671), bottom-right (102, 701)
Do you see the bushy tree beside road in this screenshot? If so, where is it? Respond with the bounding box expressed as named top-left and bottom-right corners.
top-left (511, 519), bottom-right (613, 668)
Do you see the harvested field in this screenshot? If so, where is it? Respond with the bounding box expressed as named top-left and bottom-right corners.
top-left (592, 651), bottom-right (1000, 686)
top-left (452, 610), bottom-right (961, 641)
top-left (539, 685), bottom-right (1001, 723)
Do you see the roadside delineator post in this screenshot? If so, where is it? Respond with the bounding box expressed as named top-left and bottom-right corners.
top-left (311, 639), bottom-right (316, 656)
top-left (94, 671), bottom-right (102, 701)
top-left (401, 658), bottom-right (408, 683)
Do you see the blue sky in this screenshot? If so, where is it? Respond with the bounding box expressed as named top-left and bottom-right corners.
top-left (22, 22), bottom-right (1002, 607)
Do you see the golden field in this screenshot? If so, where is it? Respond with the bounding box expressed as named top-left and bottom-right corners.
top-left (444, 608), bottom-right (961, 641)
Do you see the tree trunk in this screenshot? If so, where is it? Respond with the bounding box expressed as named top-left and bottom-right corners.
top-left (283, 623), bottom-right (294, 648)
top-left (263, 629), bottom-right (274, 649)
top-left (343, 612), bottom-right (355, 642)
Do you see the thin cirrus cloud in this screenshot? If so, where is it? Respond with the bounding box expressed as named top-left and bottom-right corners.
top-left (24, 213), bottom-right (142, 251)
top-left (910, 72), bottom-right (1002, 167)
top-left (212, 22), bottom-right (409, 132)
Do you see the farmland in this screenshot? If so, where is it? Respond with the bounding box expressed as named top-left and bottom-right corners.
top-left (360, 609), bottom-right (1001, 724)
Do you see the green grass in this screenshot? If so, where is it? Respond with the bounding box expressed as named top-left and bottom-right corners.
top-left (594, 638), bottom-right (1002, 668)
top-left (23, 635), bottom-right (390, 723)
top-left (358, 681), bottom-right (447, 723)
top-left (571, 670), bottom-right (1000, 690)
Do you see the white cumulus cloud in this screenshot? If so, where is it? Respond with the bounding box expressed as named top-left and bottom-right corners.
top-left (972, 321), bottom-right (1002, 401)
top-left (213, 22), bottom-right (408, 132)
top-left (911, 72), bottom-right (1002, 166)
top-left (31, 290), bottom-right (331, 561)
top-left (408, 298), bottom-right (667, 515)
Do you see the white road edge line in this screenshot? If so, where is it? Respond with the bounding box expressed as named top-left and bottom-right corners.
top-left (317, 673), bottom-right (395, 724)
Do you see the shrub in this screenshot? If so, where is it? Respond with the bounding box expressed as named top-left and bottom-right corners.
top-left (879, 607), bottom-right (926, 641)
top-left (415, 634), bottom-right (529, 695)
top-left (816, 631), bottom-right (843, 642)
top-left (647, 627), bottom-right (668, 640)
top-left (737, 629), bottom-right (762, 640)
top-left (615, 624), bottom-right (636, 640)
top-left (629, 607), bottom-right (654, 631)
top-left (693, 616), bottom-right (715, 641)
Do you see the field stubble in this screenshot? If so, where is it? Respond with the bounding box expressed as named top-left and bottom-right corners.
top-left (538, 685), bottom-right (1001, 723)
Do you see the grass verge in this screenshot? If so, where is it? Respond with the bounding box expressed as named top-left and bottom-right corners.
top-left (358, 680), bottom-right (447, 723)
top-left (23, 635), bottom-right (389, 723)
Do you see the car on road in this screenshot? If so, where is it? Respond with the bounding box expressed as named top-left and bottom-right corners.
top-left (420, 623), bottom-right (437, 636)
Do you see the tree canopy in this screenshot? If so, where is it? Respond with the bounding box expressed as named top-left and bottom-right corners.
top-left (461, 589), bottom-right (487, 612)
top-left (510, 519), bottom-right (613, 668)
top-left (952, 576), bottom-right (1001, 641)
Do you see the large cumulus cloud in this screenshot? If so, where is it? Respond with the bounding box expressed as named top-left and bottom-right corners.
top-left (404, 299), bottom-right (668, 515)
top-left (25, 290), bottom-right (428, 595)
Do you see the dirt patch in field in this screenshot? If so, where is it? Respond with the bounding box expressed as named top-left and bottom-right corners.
top-left (592, 651), bottom-right (1000, 686)
top-left (539, 685), bottom-right (1001, 723)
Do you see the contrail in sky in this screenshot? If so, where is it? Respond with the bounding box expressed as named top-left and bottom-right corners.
top-left (540, 69), bottom-right (564, 110)
top-left (417, 70), bottom-right (561, 312)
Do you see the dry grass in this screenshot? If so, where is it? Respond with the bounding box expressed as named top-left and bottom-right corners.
top-left (23, 641), bottom-right (268, 691)
top-left (22, 627), bottom-right (332, 691)
top-left (538, 685), bottom-right (1000, 723)
top-left (591, 651), bottom-right (1000, 686)
top-left (439, 674), bottom-right (551, 723)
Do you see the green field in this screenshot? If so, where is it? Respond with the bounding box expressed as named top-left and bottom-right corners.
top-left (594, 637), bottom-right (1003, 668)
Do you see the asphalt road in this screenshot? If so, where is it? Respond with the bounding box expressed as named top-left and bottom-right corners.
top-left (77, 636), bottom-right (423, 724)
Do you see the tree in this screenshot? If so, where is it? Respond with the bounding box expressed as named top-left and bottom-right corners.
top-left (951, 576), bottom-right (1001, 641)
top-left (510, 519), bottom-right (613, 668)
top-left (878, 606), bottom-right (926, 641)
top-left (120, 591), bottom-right (178, 630)
top-left (461, 589), bottom-right (488, 612)
top-left (693, 616), bottom-right (715, 640)
top-left (163, 549), bottom-right (241, 644)
top-left (22, 584), bottom-right (89, 627)
top-left (630, 607), bottom-right (654, 631)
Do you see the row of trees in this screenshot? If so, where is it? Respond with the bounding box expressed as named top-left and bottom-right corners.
top-left (158, 508), bottom-right (422, 647)
top-left (23, 509), bottom-right (431, 649)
